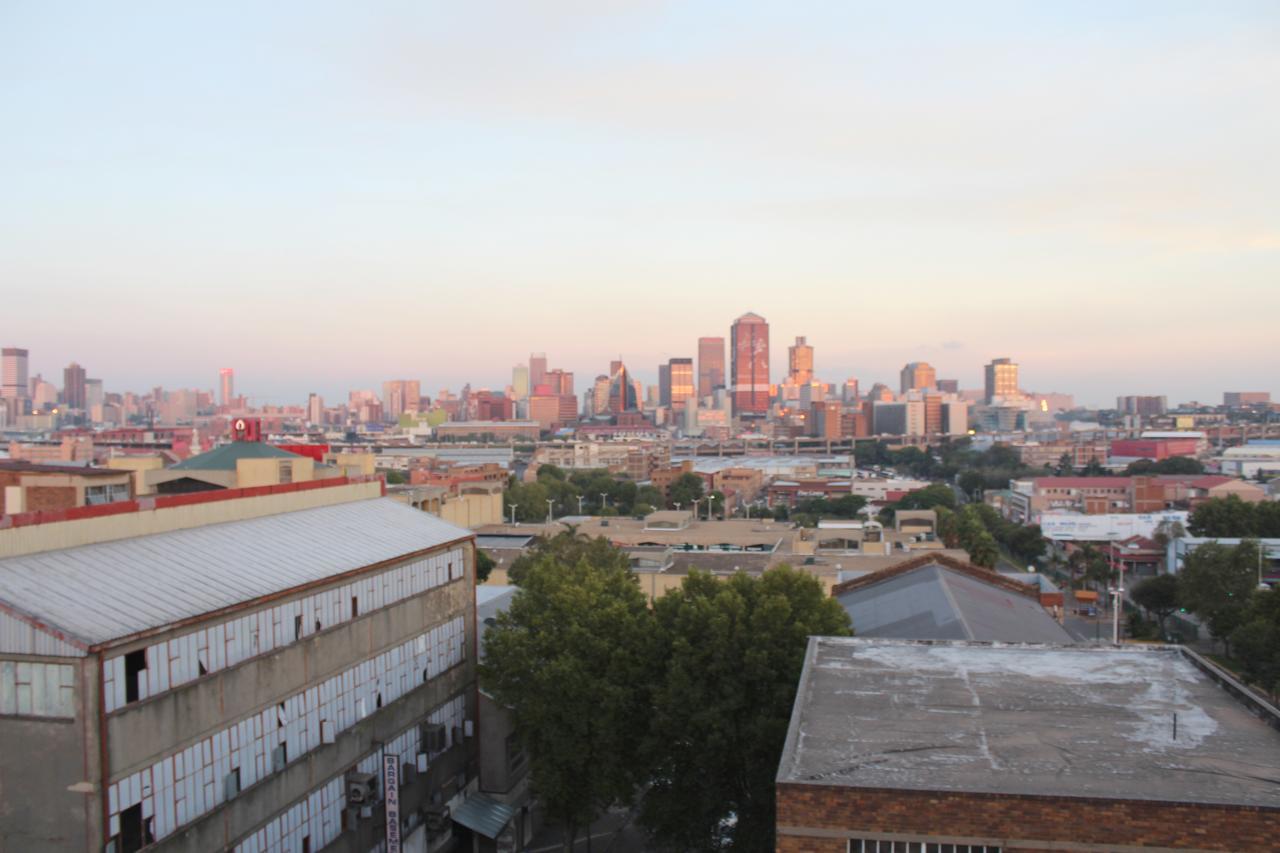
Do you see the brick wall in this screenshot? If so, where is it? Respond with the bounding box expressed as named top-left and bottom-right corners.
top-left (777, 783), bottom-right (1279, 851)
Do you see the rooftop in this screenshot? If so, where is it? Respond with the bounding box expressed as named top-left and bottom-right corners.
top-left (170, 441), bottom-right (301, 470)
top-left (833, 559), bottom-right (1072, 643)
top-left (779, 638), bottom-right (1280, 807)
top-left (0, 460), bottom-right (127, 477)
top-left (0, 497), bottom-right (471, 648)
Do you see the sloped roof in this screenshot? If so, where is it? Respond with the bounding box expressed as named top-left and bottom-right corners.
top-left (834, 559), bottom-right (1072, 643)
top-left (170, 442), bottom-right (300, 471)
top-left (0, 498), bottom-right (471, 648)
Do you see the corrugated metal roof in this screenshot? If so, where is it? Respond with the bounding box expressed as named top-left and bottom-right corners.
top-left (451, 793), bottom-right (515, 838)
top-left (170, 442), bottom-right (300, 470)
top-left (836, 564), bottom-right (1073, 643)
top-left (0, 498), bottom-right (471, 647)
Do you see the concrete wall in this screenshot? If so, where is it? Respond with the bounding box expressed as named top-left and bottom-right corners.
top-left (0, 654), bottom-right (102, 853)
top-left (439, 490), bottom-right (503, 529)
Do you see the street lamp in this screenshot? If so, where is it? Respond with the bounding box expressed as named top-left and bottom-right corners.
top-left (545, 499), bottom-right (554, 525)
top-left (692, 498), bottom-right (702, 519)
top-left (577, 495), bottom-right (585, 515)
top-left (507, 504), bottom-right (517, 525)
top-left (599, 492), bottom-right (608, 512)
top-left (707, 494), bottom-right (717, 521)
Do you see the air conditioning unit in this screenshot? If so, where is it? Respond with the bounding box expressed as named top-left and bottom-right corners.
top-left (346, 771), bottom-right (378, 805)
top-left (423, 803), bottom-right (450, 834)
top-left (421, 721), bottom-right (447, 753)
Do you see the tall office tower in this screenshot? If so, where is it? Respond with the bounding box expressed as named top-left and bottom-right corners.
top-left (62, 362), bottom-right (87, 409)
top-left (85, 378), bottom-right (104, 411)
top-left (731, 312), bottom-right (770, 415)
top-left (529, 353), bottom-right (548, 389)
top-left (658, 363), bottom-right (672, 408)
top-left (899, 362), bottom-right (936, 394)
top-left (788, 336), bottom-right (814, 383)
top-left (512, 364), bottom-right (530, 400)
top-left (382, 380), bottom-right (409, 420)
top-left (842, 379), bottom-right (860, 404)
top-left (219, 368), bottom-right (234, 406)
top-left (984, 357), bottom-right (1019, 403)
top-left (698, 336), bottom-right (726, 399)
top-left (591, 374), bottom-right (611, 415)
top-left (543, 369), bottom-right (574, 397)
top-left (2, 347), bottom-right (28, 399)
top-left (936, 379), bottom-right (959, 394)
top-left (307, 392), bottom-right (324, 424)
top-left (608, 363), bottom-right (638, 413)
top-left (669, 358), bottom-right (695, 410)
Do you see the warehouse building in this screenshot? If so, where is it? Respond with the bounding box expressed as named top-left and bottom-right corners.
top-left (777, 638), bottom-right (1280, 852)
top-left (0, 476), bottom-right (481, 853)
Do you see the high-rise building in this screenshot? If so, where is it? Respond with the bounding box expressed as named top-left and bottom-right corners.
top-left (62, 362), bottom-right (87, 409)
top-left (85, 378), bottom-right (104, 412)
top-left (608, 363), bottom-right (639, 413)
top-left (669, 358), bottom-right (695, 410)
top-left (810, 400), bottom-right (842, 438)
top-left (788, 336), bottom-right (814, 384)
top-left (658, 363), bottom-right (672, 408)
top-left (900, 362), bottom-right (936, 394)
top-left (1224, 392), bottom-right (1270, 408)
top-left (984, 358), bottom-right (1019, 403)
top-left (842, 379), bottom-right (860, 405)
top-left (307, 392), bottom-right (324, 424)
top-left (698, 337), bottom-right (726, 400)
top-left (381, 380), bottom-right (420, 420)
top-left (511, 365), bottom-right (530, 401)
top-left (219, 368), bottom-right (234, 407)
top-left (544, 369), bottom-right (574, 397)
top-left (731, 312), bottom-right (770, 415)
top-left (2, 347), bottom-right (28, 399)
top-left (936, 379), bottom-right (959, 394)
top-left (1116, 395), bottom-right (1167, 417)
top-left (529, 353), bottom-right (548, 389)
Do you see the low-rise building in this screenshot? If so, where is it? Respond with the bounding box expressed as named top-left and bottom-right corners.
top-left (0, 460), bottom-right (134, 516)
top-left (0, 479), bottom-right (482, 853)
top-left (777, 638), bottom-right (1280, 852)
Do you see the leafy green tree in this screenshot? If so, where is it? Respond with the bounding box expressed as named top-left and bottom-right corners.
top-left (475, 548), bottom-right (496, 584)
top-left (636, 485), bottom-right (666, 509)
top-left (507, 529), bottom-right (631, 585)
top-left (1178, 540), bottom-right (1261, 655)
top-left (1131, 574), bottom-right (1179, 636)
top-left (641, 567), bottom-right (851, 851)
top-left (383, 469), bottom-right (406, 485)
top-left (1231, 588), bottom-right (1280, 699)
top-left (632, 502), bottom-right (656, 518)
top-left (480, 549), bottom-right (655, 847)
top-left (1124, 457), bottom-right (1204, 475)
top-left (668, 472), bottom-right (706, 510)
top-left (1188, 495), bottom-right (1257, 537)
top-left (1054, 453), bottom-right (1075, 476)
top-left (504, 479), bottom-right (551, 523)
top-left (1067, 544), bottom-right (1109, 590)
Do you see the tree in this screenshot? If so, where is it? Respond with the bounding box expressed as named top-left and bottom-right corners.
top-left (476, 548), bottom-right (496, 584)
top-left (1124, 457), bottom-right (1204, 476)
top-left (1177, 540), bottom-right (1261, 655)
top-left (1131, 574), bottom-right (1179, 636)
top-left (507, 529), bottom-right (631, 585)
top-left (1053, 453), bottom-right (1074, 476)
top-left (668, 473), bottom-right (706, 510)
top-left (1188, 495), bottom-right (1257, 537)
top-left (383, 469), bottom-right (406, 485)
top-left (1231, 588), bottom-right (1280, 699)
top-left (480, 549), bottom-right (655, 849)
top-left (636, 485), bottom-right (667, 509)
top-left (1067, 544), bottom-right (1108, 590)
top-left (641, 567), bottom-right (851, 851)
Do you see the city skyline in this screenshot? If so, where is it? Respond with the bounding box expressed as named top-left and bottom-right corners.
top-left (3, 3), bottom-right (1278, 404)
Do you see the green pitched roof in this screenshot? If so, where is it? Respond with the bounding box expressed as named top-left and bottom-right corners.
top-left (171, 442), bottom-right (300, 471)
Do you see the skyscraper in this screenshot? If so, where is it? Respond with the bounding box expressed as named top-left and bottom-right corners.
top-left (984, 358), bottom-right (1019, 403)
top-left (529, 353), bottom-right (548, 390)
top-left (511, 365), bottom-right (529, 401)
top-left (608, 363), bottom-right (638, 413)
top-left (900, 362), bottom-right (936, 394)
top-left (731, 312), bottom-right (770, 415)
top-left (63, 362), bottom-right (87, 409)
top-left (219, 368), bottom-right (234, 407)
top-left (307, 392), bottom-right (324, 425)
top-left (697, 336), bottom-right (725, 400)
top-left (788, 336), bottom-right (814, 384)
top-left (381, 380), bottom-right (421, 420)
top-left (1, 348), bottom-right (28, 419)
top-left (658, 363), bottom-right (672, 408)
top-left (669, 358), bottom-right (695, 410)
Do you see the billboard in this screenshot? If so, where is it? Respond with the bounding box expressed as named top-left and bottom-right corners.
top-left (1039, 511), bottom-right (1188, 542)
top-left (383, 753), bottom-right (401, 853)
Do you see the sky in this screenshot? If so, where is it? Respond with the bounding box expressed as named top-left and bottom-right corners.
top-left (2, 1), bottom-right (1277, 408)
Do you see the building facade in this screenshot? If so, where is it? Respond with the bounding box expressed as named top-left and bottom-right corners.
top-left (730, 313), bottom-right (770, 415)
top-left (697, 337), bottom-right (725, 400)
top-left (983, 357), bottom-right (1018, 403)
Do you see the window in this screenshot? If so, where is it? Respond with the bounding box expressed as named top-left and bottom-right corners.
top-left (848, 842), bottom-right (1001, 853)
top-left (118, 803), bottom-right (154, 853)
top-left (279, 461), bottom-right (293, 484)
top-left (124, 649), bottom-right (147, 704)
top-left (294, 615), bottom-right (303, 641)
top-left (351, 596), bottom-right (359, 618)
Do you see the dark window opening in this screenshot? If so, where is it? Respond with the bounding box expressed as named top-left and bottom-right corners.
top-left (277, 701), bottom-right (287, 728)
top-left (375, 692), bottom-right (383, 709)
top-left (294, 615), bottom-right (303, 640)
top-left (315, 618), bottom-right (322, 633)
top-left (302, 837), bottom-right (311, 853)
top-left (118, 803), bottom-right (152, 853)
top-left (124, 649), bottom-right (147, 703)
top-left (351, 596), bottom-right (359, 617)
top-left (197, 658), bottom-right (208, 677)
top-left (423, 668), bottom-right (429, 683)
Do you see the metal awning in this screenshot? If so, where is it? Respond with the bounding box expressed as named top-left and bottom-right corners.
top-left (451, 793), bottom-right (516, 839)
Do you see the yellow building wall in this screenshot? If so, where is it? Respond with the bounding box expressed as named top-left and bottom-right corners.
top-left (106, 456), bottom-right (165, 496)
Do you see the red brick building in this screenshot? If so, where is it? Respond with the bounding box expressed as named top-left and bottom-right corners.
top-left (777, 638), bottom-right (1280, 852)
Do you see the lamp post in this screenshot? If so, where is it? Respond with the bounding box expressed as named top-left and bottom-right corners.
top-left (599, 492), bottom-right (608, 512)
top-left (577, 495), bottom-right (585, 515)
top-left (507, 504), bottom-right (517, 525)
top-left (545, 499), bottom-right (554, 525)
top-left (707, 494), bottom-right (717, 521)
top-left (692, 498), bottom-right (702, 520)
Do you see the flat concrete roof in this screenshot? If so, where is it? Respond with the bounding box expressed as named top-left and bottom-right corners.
top-left (779, 638), bottom-right (1280, 808)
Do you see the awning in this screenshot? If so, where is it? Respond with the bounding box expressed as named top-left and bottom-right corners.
top-left (451, 793), bottom-right (516, 839)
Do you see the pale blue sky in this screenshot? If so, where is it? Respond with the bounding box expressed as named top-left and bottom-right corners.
top-left (2, 1), bottom-right (1277, 406)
